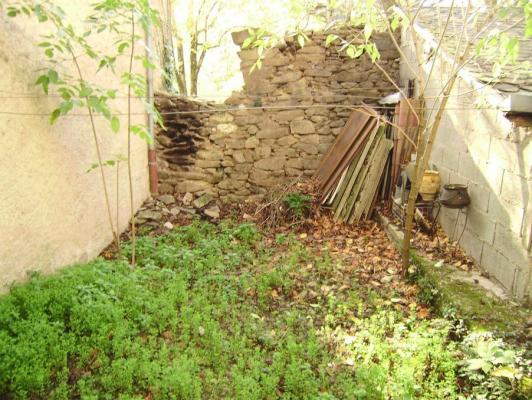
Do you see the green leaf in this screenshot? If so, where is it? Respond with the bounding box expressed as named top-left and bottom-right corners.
top-left (50, 108), bottom-right (61, 124)
top-left (35, 75), bottom-right (50, 94)
top-left (48, 70), bottom-right (59, 84)
top-left (297, 34), bottom-right (305, 48)
top-left (242, 37), bottom-right (253, 49)
top-left (467, 358), bottom-right (492, 374)
top-left (79, 86), bottom-right (92, 97)
top-left (364, 23), bottom-right (373, 40)
top-left (45, 48), bottom-right (54, 58)
top-left (391, 15), bottom-right (400, 31)
top-left (325, 34), bottom-right (338, 46)
top-left (346, 46), bottom-right (355, 58)
top-left (110, 116), bottom-right (120, 133)
top-left (492, 366), bottom-right (518, 380)
top-left (59, 100), bottom-right (73, 115)
top-left (118, 42), bottom-right (129, 53)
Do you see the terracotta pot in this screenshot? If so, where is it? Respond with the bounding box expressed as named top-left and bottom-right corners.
top-left (440, 184), bottom-right (470, 209)
top-left (419, 170), bottom-right (441, 201)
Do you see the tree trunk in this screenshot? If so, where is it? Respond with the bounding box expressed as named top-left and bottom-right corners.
top-left (401, 74), bottom-right (463, 271)
top-left (189, 31), bottom-right (198, 97)
top-left (175, 39), bottom-right (188, 95)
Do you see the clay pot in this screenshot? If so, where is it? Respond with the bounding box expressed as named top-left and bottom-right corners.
top-left (419, 170), bottom-right (441, 201)
top-left (440, 184), bottom-right (470, 209)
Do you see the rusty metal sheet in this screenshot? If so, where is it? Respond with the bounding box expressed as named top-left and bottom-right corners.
top-left (315, 107), bottom-right (379, 200)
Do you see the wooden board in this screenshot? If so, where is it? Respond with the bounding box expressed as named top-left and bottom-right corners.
top-left (315, 107), bottom-right (379, 199)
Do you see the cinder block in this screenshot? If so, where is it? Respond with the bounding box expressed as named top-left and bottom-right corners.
top-left (489, 137), bottom-right (518, 174)
top-left (465, 206), bottom-right (496, 244)
top-left (458, 152), bottom-right (482, 184)
top-left (493, 224), bottom-right (529, 268)
top-left (500, 171), bottom-right (531, 207)
top-left (458, 228), bottom-right (484, 264)
top-left (464, 127), bottom-right (490, 162)
top-left (467, 182), bottom-right (490, 213)
top-left (483, 161), bottom-right (505, 195)
top-left (448, 171), bottom-right (468, 186)
top-left (488, 196), bottom-right (526, 236)
top-left (480, 244), bottom-right (517, 293)
top-left (441, 149), bottom-right (460, 172)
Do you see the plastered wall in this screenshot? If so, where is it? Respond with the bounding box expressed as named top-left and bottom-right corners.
top-left (400, 31), bottom-right (531, 300)
top-left (0, 3), bottom-right (150, 289)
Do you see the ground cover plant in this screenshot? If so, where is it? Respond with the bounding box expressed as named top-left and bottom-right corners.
top-left (0, 221), bottom-right (529, 399)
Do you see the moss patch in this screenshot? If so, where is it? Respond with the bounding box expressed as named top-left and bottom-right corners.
top-left (409, 251), bottom-right (529, 337)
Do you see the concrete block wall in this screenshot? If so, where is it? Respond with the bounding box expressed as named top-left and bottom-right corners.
top-left (401, 35), bottom-right (531, 300)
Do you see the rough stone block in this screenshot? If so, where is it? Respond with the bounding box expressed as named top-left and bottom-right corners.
top-left (158, 183), bottom-right (174, 194)
top-left (255, 146), bottom-right (272, 158)
top-left (286, 158), bottom-right (304, 169)
top-left (293, 142), bottom-right (318, 155)
top-left (226, 139), bottom-right (246, 150)
top-left (302, 158), bottom-right (320, 170)
top-left (233, 150), bottom-right (246, 164)
top-left (234, 163), bottom-right (252, 173)
top-left (198, 149), bottom-right (224, 161)
top-left (274, 148), bottom-right (297, 157)
top-left (277, 136), bottom-right (298, 146)
top-left (209, 113), bottom-right (234, 124)
top-left (300, 134), bottom-right (320, 144)
top-left (305, 68), bottom-right (332, 77)
top-left (272, 71), bottom-right (302, 84)
top-left (298, 45), bottom-right (325, 55)
top-left (245, 136), bottom-right (259, 148)
top-left (273, 109), bottom-right (305, 122)
top-left (290, 120), bottom-right (315, 134)
top-left (318, 143), bottom-right (331, 154)
top-left (176, 180), bottom-right (212, 193)
top-left (256, 127), bottom-right (289, 139)
top-left (254, 156), bottom-right (285, 171)
top-left (286, 167), bottom-right (302, 176)
top-left (196, 159), bottom-right (222, 168)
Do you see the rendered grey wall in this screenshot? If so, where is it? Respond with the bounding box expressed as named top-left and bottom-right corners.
top-left (400, 32), bottom-right (531, 300)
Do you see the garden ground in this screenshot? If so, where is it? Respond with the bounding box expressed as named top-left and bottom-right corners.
top-left (0, 219), bottom-right (530, 399)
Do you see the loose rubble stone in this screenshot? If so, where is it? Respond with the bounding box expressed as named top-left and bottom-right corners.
top-left (163, 221), bottom-right (174, 230)
top-left (157, 194), bottom-right (176, 205)
top-left (169, 206), bottom-right (181, 216)
top-left (204, 206), bottom-right (221, 219)
top-left (182, 192), bottom-right (193, 206)
top-left (137, 210), bottom-right (162, 221)
top-left (193, 194), bottom-right (213, 208)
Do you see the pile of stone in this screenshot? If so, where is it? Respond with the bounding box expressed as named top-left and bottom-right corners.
top-left (134, 192), bottom-right (221, 232)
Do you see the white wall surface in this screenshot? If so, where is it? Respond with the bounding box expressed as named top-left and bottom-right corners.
top-left (0, 2), bottom-right (150, 288)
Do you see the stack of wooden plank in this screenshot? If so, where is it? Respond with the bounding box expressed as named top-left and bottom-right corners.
top-left (315, 106), bottom-right (393, 224)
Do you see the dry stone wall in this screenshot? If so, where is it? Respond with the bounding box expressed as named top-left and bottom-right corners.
top-left (155, 29), bottom-right (400, 202)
